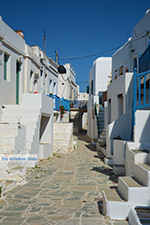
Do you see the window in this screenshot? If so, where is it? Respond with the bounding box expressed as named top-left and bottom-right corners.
top-left (108, 98), bottom-right (111, 124)
top-left (29, 71), bottom-right (33, 92)
top-left (49, 79), bottom-right (52, 94)
top-left (119, 66), bottom-right (123, 76)
top-left (91, 80), bottom-right (93, 95)
top-left (53, 82), bottom-right (56, 95)
top-left (4, 53), bottom-right (10, 80)
top-left (118, 93), bottom-right (123, 117)
top-left (133, 57), bottom-right (137, 71)
top-left (87, 86), bottom-right (89, 94)
top-left (125, 67), bottom-right (129, 73)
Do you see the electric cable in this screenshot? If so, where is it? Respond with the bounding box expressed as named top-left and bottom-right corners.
top-left (60, 33), bottom-right (148, 61)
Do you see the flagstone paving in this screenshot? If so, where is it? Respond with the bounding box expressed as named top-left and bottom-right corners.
top-left (0, 132), bottom-right (129, 225)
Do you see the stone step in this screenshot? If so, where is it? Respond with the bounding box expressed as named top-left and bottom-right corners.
top-left (26, 141), bottom-right (32, 150)
top-left (0, 148), bottom-right (15, 154)
top-left (102, 189), bottom-right (128, 220)
top-left (1, 114), bottom-right (39, 121)
top-left (2, 106), bottom-right (40, 114)
top-left (53, 146), bottom-right (70, 153)
top-left (133, 164), bottom-right (150, 187)
top-left (99, 133), bottom-right (106, 138)
top-left (53, 134), bottom-right (72, 140)
top-left (118, 176), bottom-right (149, 204)
top-left (26, 128), bottom-right (35, 136)
top-left (53, 139), bottom-right (70, 146)
top-left (98, 137), bottom-right (106, 142)
top-left (0, 128), bottom-right (18, 136)
top-left (0, 137), bottom-right (16, 148)
top-left (0, 119), bottom-right (37, 128)
top-left (0, 166), bottom-right (26, 183)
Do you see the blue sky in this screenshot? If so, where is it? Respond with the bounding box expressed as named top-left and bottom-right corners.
top-left (0, 0), bottom-right (150, 91)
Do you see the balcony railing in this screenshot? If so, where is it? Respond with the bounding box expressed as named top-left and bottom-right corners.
top-left (47, 95), bottom-right (70, 112)
top-left (133, 68), bottom-right (150, 127)
top-left (69, 100), bottom-right (88, 109)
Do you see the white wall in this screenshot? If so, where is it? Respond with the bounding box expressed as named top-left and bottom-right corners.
top-left (0, 17), bottom-right (59, 106)
top-left (106, 109), bottom-right (132, 157)
top-left (107, 72), bottom-right (133, 124)
top-left (0, 17), bottom-right (26, 105)
top-left (87, 57), bottom-right (112, 140)
top-left (95, 58), bottom-right (112, 93)
top-left (112, 10), bottom-right (150, 80)
top-left (134, 110), bottom-right (150, 143)
top-left (31, 46), bottom-right (58, 96)
top-left (58, 63), bottom-right (78, 100)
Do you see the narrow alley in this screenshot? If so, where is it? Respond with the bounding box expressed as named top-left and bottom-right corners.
top-left (0, 132), bottom-right (128, 225)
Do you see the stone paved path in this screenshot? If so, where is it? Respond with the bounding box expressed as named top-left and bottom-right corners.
top-left (0, 132), bottom-right (129, 225)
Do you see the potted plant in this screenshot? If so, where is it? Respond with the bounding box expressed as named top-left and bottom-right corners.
top-left (59, 105), bottom-right (65, 120)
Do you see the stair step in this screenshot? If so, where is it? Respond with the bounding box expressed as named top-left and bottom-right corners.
top-left (119, 176), bottom-right (142, 188)
top-left (133, 164), bottom-right (150, 187)
top-left (118, 176), bottom-right (149, 204)
top-left (103, 189), bottom-right (125, 202)
top-left (102, 189), bottom-right (128, 220)
top-left (3, 108), bottom-right (40, 114)
top-left (0, 148), bottom-right (14, 153)
top-left (0, 138), bottom-right (16, 148)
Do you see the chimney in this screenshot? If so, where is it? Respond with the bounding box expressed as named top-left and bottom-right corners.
top-left (15, 30), bottom-right (24, 39)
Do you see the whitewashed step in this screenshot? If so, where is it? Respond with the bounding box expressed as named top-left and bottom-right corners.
top-left (53, 139), bottom-right (70, 146)
top-left (53, 146), bottom-right (70, 153)
top-left (0, 128), bottom-right (18, 136)
top-left (99, 133), bottom-right (106, 138)
top-left (118, 176), bottom-right (149, 204)
top-left (102, 189), bottom-right (128, 220)
top-left (2, 107), bottom-right (40, 114)
top-left (3, 166), bottom-right (26, 183)
top-left (133, 164), bottom-right (150, 187)
top-left (26, 128), bottom-right (35, 136)
top-left (0, 137), bottom-right (16, 148)
top-left (53, 134), bottom-right (71, 139)
top-left (1, 114), bottom-right (39, 121)
top-left (26, 141), bottom-right (32, 150)
top-left (0, 148), bottom-right (14, 154)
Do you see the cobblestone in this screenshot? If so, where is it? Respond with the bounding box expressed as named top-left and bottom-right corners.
top-left (0, 132), bottom-right (129, 224)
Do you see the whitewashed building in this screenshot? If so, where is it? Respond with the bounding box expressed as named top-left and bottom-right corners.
top-left (87, 57), bottom-right (112, 142)
top-left (58, 63), bottom-right (78, 100)
top-left (0, 16), bottom-right (56, 180)
top-left (102, 9), bottom-right (150, 222)
top-left (106, 9), bottom-right (150, 159)
top-left (31, 46), bottom-right (59, 96)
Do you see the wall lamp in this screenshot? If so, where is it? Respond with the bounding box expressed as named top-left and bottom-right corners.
top-left (58, 65), bottom-right (66, 74)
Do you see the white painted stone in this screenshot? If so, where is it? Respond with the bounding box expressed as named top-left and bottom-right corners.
top-left (118, 176), bottom-right (149, 204)
top-left (87, 57), bottom-right (112, 141)
top-left (128, 208), bottom-right (142, 225)
top-left (113, 140), bottom-right (126, 165)
top-left (133, 164), bottom-right (150, 187)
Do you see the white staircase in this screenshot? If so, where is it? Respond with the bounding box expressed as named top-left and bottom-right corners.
top-left (53, 122), bottom-right (73, 153)
top-left (1, 105), bottom-right (40, 155)
top-left (98, 128), bottom-right (106, 147)
top-left (102, 156), bottom-right (150, 220)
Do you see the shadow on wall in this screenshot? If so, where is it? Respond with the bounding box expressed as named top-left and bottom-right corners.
top-left (135, 110), bottom-right (150, 145)
top-left (108, 109), bottom-right (133, 155)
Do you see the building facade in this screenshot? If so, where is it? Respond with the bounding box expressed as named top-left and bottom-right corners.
top-left (87, 57), bottom-right (112, 142)
top-left (58, 63), bottom-right (78, 100)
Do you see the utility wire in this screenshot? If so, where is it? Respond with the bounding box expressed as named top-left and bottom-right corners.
top-left (60, 46), bottom-right (122, 61)
top-left (60, 34), bottom-right (148, 61)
